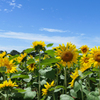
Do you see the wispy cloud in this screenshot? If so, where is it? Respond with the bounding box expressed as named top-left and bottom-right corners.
top-left (0, 31), bottom-right (95, 49)
top-left (40, 28), bottom-right (70, 32)
top-left (0, 29), bottom-right (5, 31)
top-left (41, 8), bottom-right (44, 10)
top-left (0, 0), bottom-right (22, 12)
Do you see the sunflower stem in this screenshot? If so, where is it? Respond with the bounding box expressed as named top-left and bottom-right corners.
top-left (64, 66), bottom-right (67, 94)
top-left (99, 67), bottom-right (100, 95)
top-left (57, 68), bottom-right (58, 86)
top-left (3, 73), bottom-right (8, 100)
top-left (53, 92), bottom-right (55, 100)
top-left (38, 50), bottom-right (41, 100)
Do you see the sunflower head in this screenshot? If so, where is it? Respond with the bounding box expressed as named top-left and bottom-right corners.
top-left (31, 41), bottom-right (46, 51)
top-left (80, 45), bottom-right (89, 54)
top-left (94, 52), bottom-right (100, 62)
top-left (89, 46), bottom-right (100, 67)
top-left (61, 51), bottom-right (73, 62)
top-left (55, 42), bottom-right (79, 68)
top-left (42, 81), bottom-right (55, 96)
top-left (27, 63), bottom-right (36, 71)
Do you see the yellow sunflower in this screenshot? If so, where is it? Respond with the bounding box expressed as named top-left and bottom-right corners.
top-left (0, 51), bottom-right (6, 58)
top-left (17, 53), bottom-right (27, 63)
top-left (69, 54), bottom-right (92, 87)
top-left (0, 79), bottom-right (18, 89)
top-left (27, 63), bottom-right (36, 71)
top-left (80, 45), bottom-right (89, 54)
top-left (89, 46), bottom-right (100, 67)
top-left (55, 42), bottom-right (79, 68)
top-left (80, 54), bottom-right (92, 69)
top-left (69, 68), bottom-right (79, 87)
top-left (31, 41), bottom-right (46, 48)
top-left (0, 57), bottom-right (17, 73)
top-left (42, 81), bottom-right (55, 96)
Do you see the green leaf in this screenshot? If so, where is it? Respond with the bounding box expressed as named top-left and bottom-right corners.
top-left (60, 94), bottom-right (74, 100)
top-left (87, 93), bottom-right (99, 100)
top-left (80, 71), bottom-right (93, 79)
top-left (40, 58), bottom-right (60, 65)
top-left (14, 88), bottom-right (26, 93)
top-left (11, 74), bottom-right (29, 79)
top-left (41, 80), bottom-right (46, 85)
top-left (46, 69), bottom-right (55, 79)
top-left (70, 89), bottom-right (77, 98)
top-left (24, 87), bottom-right (36, 99)
top-left (54, 88), bottom-right (62, 92)
top-left (39, 67), bottom-right (52, 76)
top-left (46, 43), bottom-right (53, 47)
top-left (45, 50), bottom-right (55, 57)
top-left (27, 59), bottom-right (35, 64)
top-left (60, 74), bottom-right (64, 80)
top-left (74, 81), bottom-right (81, 93)
top-left (23, 74), bottom-right (32, 82)
top-left (0, 66), bottom-right (6, 72)
top-left (92, 67), bottom-right (99, 72)
top-left (24, 48), bottom-right (35, 53)
top-left (89, 77), bottom-right (96, 82)
top-left (78, 70), bottom-right (83, 77)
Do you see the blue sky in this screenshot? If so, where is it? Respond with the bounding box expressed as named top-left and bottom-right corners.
top-left (0, 0), bottom-right (100, 52)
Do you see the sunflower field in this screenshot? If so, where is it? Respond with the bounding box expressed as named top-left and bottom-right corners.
top-left (0, 41), bottom-right (100, 100)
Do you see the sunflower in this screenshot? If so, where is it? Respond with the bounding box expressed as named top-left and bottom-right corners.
top-left (27, 63), bottom-right (36, 71)
top-left (69, 68), bottom-right (79, 87)
top-left (0, 79), bottom-right (18, 89)
top-left (0, 57), bottom-right (17, 73)
top-left (42, 81), bottom-right (55, 96)
top-left (17, 53), bottom-right (27, 63)
top-left (89, 46), bottom-right (100, 67)
top-left (0, 51), bottom-right (6, 58)
top-left (55, 42), bottom-right (79, 68)
top-left (80, 45), bottom-right (89, 54)
top-left (80, 54), bottom-right (92, 69)
top-left (31, 41), bottom-right (46, 48)
top-left (69, 54), bottom-right (92, 87)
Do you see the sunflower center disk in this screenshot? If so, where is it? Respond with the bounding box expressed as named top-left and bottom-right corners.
top-left (84, 58), bottom-right (89, 63)
top-left (82, 48), bottom-right (87, 53)
top-left (94, 53), bottom-right (100, 62)
top-left (61, 51), bottom-right (73, 62)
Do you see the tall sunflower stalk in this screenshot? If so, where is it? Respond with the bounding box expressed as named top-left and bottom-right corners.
top-left (31, 41), bottom-right (46, 99)
top-left (38, 50), bottom-right (41, 100)
top-left (54, 42), bottom-right (79, 94)
top-left (64, 66), bottom-right (67, 93)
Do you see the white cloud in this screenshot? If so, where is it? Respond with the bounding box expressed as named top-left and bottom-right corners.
top-left (0, 31), bottom-right (92, 49)
top-left (0, 29), bottom-right (5, 31)
top-left (17, 4), bottom-right (22, 8)
top-left (0, 0), bottom-right (22, 12)
top-left (40, 28), bottom-right (70, 32)
top-left (4, 9), bottom-right (7, 11)
top-left (12, 0), bottom-right (15, 2)
top-left (41, 8), bottom-right (44, 10)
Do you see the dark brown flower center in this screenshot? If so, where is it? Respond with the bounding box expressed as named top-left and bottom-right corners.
top-left (30, 63), bottom-right (34, 68)
top-left (82, 48), bottom-right (87, 53)
top-left (61, 51), bottom-right (73, 62)
top-left (94, 52), bottom-right (100, 62)
top-left (84, 57), bottom-right (89, 63)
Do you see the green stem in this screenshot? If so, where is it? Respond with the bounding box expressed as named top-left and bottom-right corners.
top-left (64, 67), bottom-right (67, 94)
top-left (78, 81), bottom-right (84, 100)
top-left (3, 73), bottom-right (9, 100)
top-left (57, 68), bottom-right (58, 86)
top-left (99, 67), bottom-right (100, 95)
top-left (53, 92), bottom-right (55, 100)
top-left (38, 50), bottom-right (41, 100)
